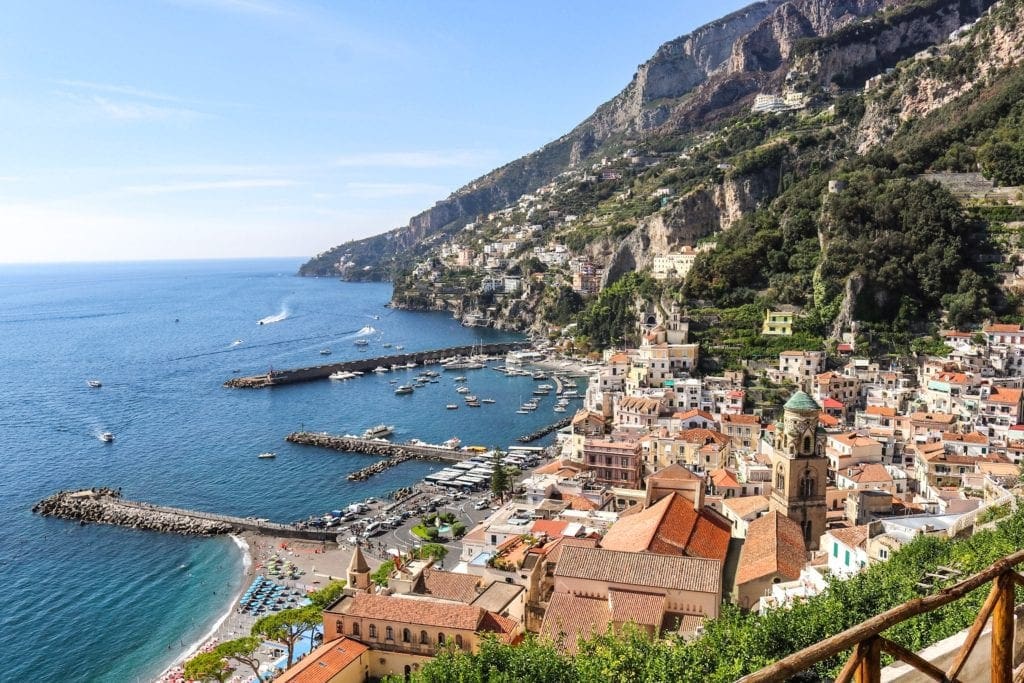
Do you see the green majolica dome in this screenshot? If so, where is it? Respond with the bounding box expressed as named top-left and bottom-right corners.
top-left (784, 390), bottom-right (821, 412)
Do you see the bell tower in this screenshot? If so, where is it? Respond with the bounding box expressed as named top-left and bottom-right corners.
top-left (770, 391), bottom-right (827, 551)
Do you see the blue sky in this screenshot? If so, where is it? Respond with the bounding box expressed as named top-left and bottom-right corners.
top-left (0, 0), bottom-right (749, 263)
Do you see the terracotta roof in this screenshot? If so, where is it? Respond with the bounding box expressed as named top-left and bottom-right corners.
top-left (414, 568), bottom-right (481, 604)
top-left (910, 412), bottom-right (957, 424)
top-left (477, 610), bottom-right (520, 644)
top-left (721, 413), bottom-right (761, 425)
top-left (780, 350), bottom-right (812, 356)
top-left (942, 431), bottom-right (988, 445)
top-left (274, 637), bottom-right (368, 683)
top-left (709, 468), bottom-right (740, 489)
top-left (676, 614), bottom-right (706, 636)
top-left (735, 511), bottom-right (806, 585)
top-left (722, 495), bottom-right (770, 519)
top-left (829, 525), bottom-right (870, 550)
top-left (674, 408), bottom-right (716, 422)
top-left (934, 371), bottom-right (969, 384)
top-left (555, 544), bottom-right (722, 594)
top-left (540, 592), bottom-right (611, 653)
top-left (987, 387), bottom-right (1023, 406)
top-left (821, 397), bottom-right (844, 409)
top-left (571, 409), bottom-right (605, 425)
top-left (985, 323), bottom-right (1024, 333)
top-left (647, 463), bottom-right (703, 482)
top-left (563, 494), bottom-right (598, 511)
top-left (608, 589), bottom-right (665, 627)
top-left (830, 433), bottom-right (880, 448)
top-left (920, 449), bottom-right (976, 465)
top-left (678, 428), bottom-right (730, 447)
top-left (865, 406), bottom-right (896, 418)
top-left (532, 519), bottom-right (571, 538)
top-left (601, 492), bottom-right (730, 560)
top-left (840, 463), bottom-right (892, 484)
top-left (337, 592), bottom-right (486, 631)
top-left (819, 413), bottom-right (840, 427)
top-left (619, 396), bottom-right (663, 414)
top-left (535, 459), bottom-right (579, 475)
top-left (608, 352), bottom-right (630, 364)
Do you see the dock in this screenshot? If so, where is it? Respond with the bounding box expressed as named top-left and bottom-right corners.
top-left (33, 488), bottom-right (340, 541)
top-left (225, 342), bottom-right (528, 388)
top-left (285, 431), bottom-right (471, 463)
top-left (517, 416), bottom-right (573, 443)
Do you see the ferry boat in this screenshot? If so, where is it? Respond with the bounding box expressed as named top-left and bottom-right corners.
top-left (99, 431), bottom-right (114, 442)
top-left (87, 379), bottom-right (102, 388)
top-left (257, 452), bottom-right (276, 459)
top-left (354, 339), bottom-right (369, 347)
top-left (363, 424), bottom-right (394, 438)
top-left (394, 385), bottom-right (414, 395)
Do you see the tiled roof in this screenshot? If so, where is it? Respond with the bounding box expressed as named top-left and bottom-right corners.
top-left (275, 637), bottom-right (368, 683)
top-left (678, 428), bottom-right (730, 446)
top-left (709, 468), bottom-right (740, 489)
top-left (608, 589), bottom-right (665, 627)
top-left (338, 592), bottom-right (485, 631)
top-left (829, 525), bottom-right (870, 550)
top-left (555, 544), bottom-right (722, 594)
top-left (865, 406), bottom-right (896, 417)
top-left (987, 387), bottom-right (1023, 405)
top-left (942, 431), bottom-right (988, 444)
top-left (477, 610), bottom-right (520, 644)
top-left (735, 511), bottom-right (806, 585)
top-left (563, 494), bottom-right (598, 511)
top-left (721, 413), bottom-right (761, 425)
top-left (600, 492), bottom-right (730, 562)
top-left (910, 412), bottom-right (957, 424)
top-left (540, 592), bottom-right (611, 653)
top-left (830, 432), bottom-right (880, 448)
top-left (985, 323), bottom-right (1024, 333)
top-left (821, 397), bottom-right (845, 409)
top-left (674, 408), bottom-right (716, 422)
top-left (619, 396), bottom-right (663, 414)
top-left (608, 353), bottom-right (630, 364)
top-left (532, 519), bottom-right (571, 538)
top-left (647, 463), bottom-right (703, 482)
top-left (348, 545), bottom-right (370, 574)
top-left (676, 613), bottom-right (706, 636)
top-left (934, 371), bottom-right (969, 384)
top-left (819, 413), bottom-right (840, 427)
top-left (414, 569), bottom-right (481, 604)
top-left (840, 463), bottom-right (892, 484)
top-left (722, 495), bottom-right (770, 519)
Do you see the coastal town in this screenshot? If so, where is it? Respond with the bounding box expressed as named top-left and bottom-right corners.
top-left (162, 300), bottom-right (1024, 682)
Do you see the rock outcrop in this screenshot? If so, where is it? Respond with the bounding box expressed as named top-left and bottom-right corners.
top-left (33, 489), bottom-right (232, 536)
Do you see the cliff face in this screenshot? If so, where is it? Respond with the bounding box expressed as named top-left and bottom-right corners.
top-left (301, 0), bottom-right (912, 278)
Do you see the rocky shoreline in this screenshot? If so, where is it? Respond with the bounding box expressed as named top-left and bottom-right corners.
top-left (32, 488), bottom-right (232, 536)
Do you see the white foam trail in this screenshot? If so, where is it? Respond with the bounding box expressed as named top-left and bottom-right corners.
top-left (354, 325), bottom-right (376, 336)
top-left (156, 535), bottom-right (252, 681)
top-left (230, 339), bottom-right (244, 347)
top-left (257, 307), bottom-right (289, 325)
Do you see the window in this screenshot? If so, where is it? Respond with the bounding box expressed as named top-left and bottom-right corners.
top-left (438, 632), bottom-right (445, 645)
top-left (352, 622), bottom-right (360, 637)
top-left (776, 467), bottom-right (785, 491)
top-left (456, 634), bottom-right (464, 649)
top-left (833, 542), bottom-right (838, 558)
top-left (403, 628), bottom-right (411, 643)
top-left (420, 630), bottom-right (429, 645)
top-left (844, 550), bottom-right (850, 566)
top-left (336, 619), bottom-right (343, 634)
top-left (879, 548), bottom-right (888, 560)
top-left (369, 624), bottom-right (377, 639)
top-left (386, 626), bottom-right (394, 641)
top-left (799, 475), bottom-right (815, 499)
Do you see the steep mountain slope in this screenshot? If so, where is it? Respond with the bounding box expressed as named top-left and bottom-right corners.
top-left (300, 0), bottom-right (933, 279)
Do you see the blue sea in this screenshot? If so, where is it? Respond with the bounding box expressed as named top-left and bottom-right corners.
top-left (0, 258), bottom-right (564, 682)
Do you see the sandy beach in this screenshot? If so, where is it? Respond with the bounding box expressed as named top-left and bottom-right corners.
top-left (156, 533), bottom-right (378, 683)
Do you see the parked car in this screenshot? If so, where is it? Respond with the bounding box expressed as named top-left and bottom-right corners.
top-left (473, 499), bottom-right (489, 510)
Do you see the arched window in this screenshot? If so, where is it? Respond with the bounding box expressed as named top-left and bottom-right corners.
top-left (420, 630), bottom-right (429, 645)
top-left (368, 624), bottom-right (377, 639)
top-left (802, 435), bottom-right (812, 453)
top-left (775, 466), bottom-right (785, 491)
top-left (438, 632), bottom-right (445, 645)
top-left (352, 622), bottom-right (360, 637)
top-left (386, 626), bottom-right (394, 641)
top-left (402, 628), bottom-right (411, 643)
top-left (335, 620), bottom-right (343, 635)
top-left (799, 475), bottom-right (815, 499)
top-left (455, 634), bottom-right (464, 649)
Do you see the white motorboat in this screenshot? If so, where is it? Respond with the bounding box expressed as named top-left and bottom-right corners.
top-left (395, 385), bottom-right (414, 395)
top-left (363, 424), bottom-right (394, 438)
top-left (319, 349), bottom-right (332, 355)
top-left (354, 339), bottom-right (369, 347)
top-left (257, 452), bottom-right (276, 459)
top-left (456, 386), bottom-right (471, 394)
top-left (99, 432), bottom-right (114, 442)
top-left (329, 371), bottom-right (356, 380)
top-left (446, 404), bottom-right (459, 410)
top-left (87, 380), bottom-right (102, 388)
top-left (372, 366), bottom-right (389, 373)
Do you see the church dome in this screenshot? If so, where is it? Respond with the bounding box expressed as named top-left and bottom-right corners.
top-left (784, 390), bottom-right (820, 412)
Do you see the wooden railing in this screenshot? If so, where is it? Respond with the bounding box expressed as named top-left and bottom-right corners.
top-left (738, 549), bottom-right (1024, 683)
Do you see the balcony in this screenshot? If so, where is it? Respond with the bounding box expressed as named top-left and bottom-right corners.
top-left (739, 551), bottom-right (1024, 683)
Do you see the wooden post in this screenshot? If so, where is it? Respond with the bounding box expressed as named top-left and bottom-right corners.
top-left (856, 637), bottom-right (881, 683)
top-left (993, 572), bottom-right (1015, 683)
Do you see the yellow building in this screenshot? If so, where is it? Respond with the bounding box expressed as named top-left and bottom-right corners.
top-left (762, 309), bottom-right (795, 336)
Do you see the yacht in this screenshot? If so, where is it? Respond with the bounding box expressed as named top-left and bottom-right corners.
top-left (455, 386), bottom-right (471, 394)
top-left (372, 366), bottom-right (389, 374)
top-left (394, 385), bottom-right (414, 395)
top-left (442, 437), bottom-right (462, 449)
top-left (553, 406), bottom-right (566, 413)
top-left (481, 398), bottom-right (496, 404)
top-left (464, 395), bottom-right (478, 402)
top-left (99, 432), bottom-right (114, 442)
top-left (453, 376), bottom-right (467, 382)
top-left (446, 404), bottom-right (459, 410)
top-left (466, 400), bottom-right (481, 407)
top-left (257, 452), bottom-right (276, 459)
top-left (87, 380), bottom-right (102, 388)
top-left (329, 371), bottom-right (356, 380)
top-left (354, 339), bottom-right (369, 347)
top-left (363, 424), bottom-right (394, 438)
top-left (319, 349), bottom-right (332, 355)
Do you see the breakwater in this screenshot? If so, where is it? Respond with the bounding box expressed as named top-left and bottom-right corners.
top-left (32, 488), bottom-right (338, 541)
top-left (286, 431), bottom-right (469, 465)
top-left (225, 342), bottom-right (528, 388)
top-left (517, 416), bottom-right (573, 443)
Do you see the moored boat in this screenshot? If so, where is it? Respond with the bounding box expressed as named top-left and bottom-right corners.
top-left (363, 424), bottom-right (395, 438)
top-left (258, 452), bottom-right (276, 459)
top-left (87, 380), bottom-right (102, 388)
top-left (395, 385), bottom-right (414, 395)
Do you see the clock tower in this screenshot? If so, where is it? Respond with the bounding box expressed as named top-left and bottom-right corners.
top-left (770, 391), bottom-right (827, 551)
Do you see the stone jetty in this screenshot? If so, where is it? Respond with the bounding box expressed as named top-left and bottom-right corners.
top-left (286, 432), bottom-right (469, 463)
top-left (33, 488), bottom-right (339, 541)
top-left (346, 453), bottom-right (416, 481)
top-left (225, 342), bottom-right (527, 388)
top-left (33, 488), bottom-right (232, 536)
top-left (517, 416), bottom-right (573, 443)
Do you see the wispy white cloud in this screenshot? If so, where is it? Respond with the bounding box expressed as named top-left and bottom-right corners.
top-left (344, 181), bottom-right (450, 199)
top-left (122, 178), bottom-right (298, 194)
top-left (333, 150), bottom-right (491, 169)
top-left (168, 0), bottom-right (288, 16)
top-left (87, 95), bottom-right (205, 122)
top-left (54, 79), bottom-right (185, 103)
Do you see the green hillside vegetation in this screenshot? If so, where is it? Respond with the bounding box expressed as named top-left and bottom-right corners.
top-left (388, 506), bottom-right (1024, 683)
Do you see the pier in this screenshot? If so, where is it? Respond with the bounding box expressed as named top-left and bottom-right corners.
top-left (285, 431), bottom-right (471, 463)
top-left (517, 416), bottom-right (573, 443)
top-left (225, 342), bottom-right (528, 388)
top-left (33, 488), bottom-right (340, 541)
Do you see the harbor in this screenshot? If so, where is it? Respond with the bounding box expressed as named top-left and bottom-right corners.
top-left (285, 431), bottom-right (474, 462)
top-left (224, 342), bottom-right (528, 388)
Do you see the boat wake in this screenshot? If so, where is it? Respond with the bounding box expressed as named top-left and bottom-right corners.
top-left (229, 339), bottom-right (244, 347)
top-left (257, 307), bottom-right (289, 325)
top-left (353, 325), bottom-right (376, 337)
